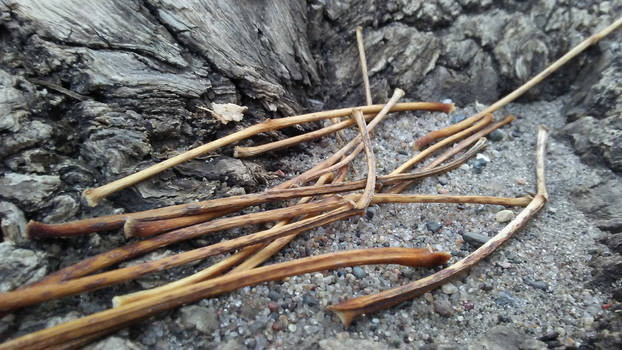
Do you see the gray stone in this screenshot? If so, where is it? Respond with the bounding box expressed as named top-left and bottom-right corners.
top-left (426, 221), bottom-right (442, 233)
top-left (608, 233), bottom-right (622, 253)
top-left (571, 179), bottom-right (622, 232)
top-left (83, 336), bottom-right (142, 350)
top-left (442, 282), bottom-right (458, 295)
top-left (0, 242), bottom-right (47, 292)
top-left (0, 120), bottom-right (53, 158)
top-left (0, 201), bottom-right (28, 244)
top-left (42, 195), bottom-right (79, 223)
top-left (433, 297), bottom-right (453, 317)
top-left (352, 266), bottom-right (367, 279)
top-left (468, 326), bottom-right (547, 350)
top-left (0, 314), bottom-right (14, 340)
top-left (178, 305), bottom-right (219, 334)
top-left (589, 254), bottom-right (622, 287)
top-left (462, 232), bottom-right (489, 247)
top-left (488, 130), bottom-right (504, 142)
top-left (495, 291), bottom-right (523, 307)
top-left (221, 339), bottom-right (244, 350)
top-left (495, 210), bottom-right (515, 223)
top-left (319, 338), bottom-right (390, 350)
top-left (523, 279), bottom-right (549, 291)
top-left (563, 115), bottom-right (622, 172)
top-left (0, 173), bottom-right (61, 210)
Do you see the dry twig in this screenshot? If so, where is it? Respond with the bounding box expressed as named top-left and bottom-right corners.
top-left (356, 26), bottom-right (372, 106)
top-left (413, 16), bottom-right (621, 150)
top-left (388, 115), bottom-right (514, 194)
top-left (116, 173), bottom-right (335, 306)
top-left (0, 248), bottom-right (450, 349)
top-left (352, 109), bottom-right (376, 209)
top-left (29, 139), bottom-right (486, 240)
top-left (394, 114), bottom-right (492, 174)
top-left (82, 101), bottom-right (452, 206)
top-left (328, 125), bottom-right (549, 327)
top-left (233, 101), bottom-right (451, 158)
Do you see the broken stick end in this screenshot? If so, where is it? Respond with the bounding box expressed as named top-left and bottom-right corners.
top-left (82, 188), bottom-right (101, 207)
top-left (111, 296), bottom-right (122, 308)
top-left (327, 307), bottom-right (357, 328)
top-left (25, 220), bottom-right (41, 240)
top-left (123, 218), bottom-right (137, 238)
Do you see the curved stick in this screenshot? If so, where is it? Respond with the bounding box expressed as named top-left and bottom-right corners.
top-left (0, 248), bottom-right (450, 349)
top-left (328, 126), bottom-right (549, 327)
top-left (83, 101), bottom-right (453, 206)
top-left (414, 16), bottom-right (622, 150)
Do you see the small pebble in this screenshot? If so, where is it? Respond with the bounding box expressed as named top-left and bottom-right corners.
top-left (423, 292), bottom-right (434, 303)
top-left (495, 291), bottom-right (521, 306)
top-left (268, 291), bottom-right (280, 301)
top-left (524, 278), bottom-right (549, 291)
top-left (515, 177), bottom-right (527, 185)
top-left (476, 153), bottom-right (490, 163)
top-left (452, 113), bottom-right (467, 124)
top-left (538, 331), bottom-right (559, 342)
top-left (442, 283), bottom-right (458, 294)
top-left (495, 210), bottom-right (515, 223)
top-left (462, 232), bottom-right (489, 246)
top-left (426, 221), bottom-right (442, 233)
top-left (302, 293), bottom-right (317, 306)
top-left (365, 206), bottom-right (376, 220)
top-left (433, 298), bottom-right (453, 316)
top-left (352, 266), bottom-right (367, 279)
top-left (442, 98), bottom-right (453, 104)
top-left (267, 301), bottom-right (279, 313)
top-left (472, 158), bottom-right (488, 174)
top-left (511, 128), bottom-right (521, 137)
top-left (288, 324), bottom-right (297, 332)
top-left (462, 300), bottom-right (474, 311)
top-left (438, 177), bottom-right (448, 185)
top-left (271, 320), bottom-right (283, 331)
top-left (438, 188), bottom-right (450, 194)
top-left (488, 129), bottom-right (504, 142)
top-left (481, 283), bottom-right (493, 292)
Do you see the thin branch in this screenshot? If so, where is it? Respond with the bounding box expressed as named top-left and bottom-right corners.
top-left (371, 194), bottom-right (532, 206)
top-left (0, 248), bottom-right (450, 349)
top-left (388, 116), bottom-right (514, 194)
top-left (0, 206), bottom-right (362, 312)
top-left (29, 138), bottom-right (483, 240)
top-left (353, 109), bottom-right (376, 209)
top-left (234, 102), bottom-right (453, 158)
top-left (393, 114), bottom-right (492, 175)
top-left (328, 125), bottom-right (549, 327)
top-left (28, 197), bottom-right (348, 287)
top-left (116, 173), bottom-right (335, 306)
top-left (276, 88), bottom-right (407, 189)
top-left (413, 16), bottom-right (621, 150)
top-left (1, 188), bottom-right (535, 312)
top-left (82, 101), bottom-right (453, 206)
top-left (356, 26), bottom-right (372, 106)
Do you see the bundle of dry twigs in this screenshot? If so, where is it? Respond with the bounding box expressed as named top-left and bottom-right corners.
top-left (0, 17), bottom-right (620, 350)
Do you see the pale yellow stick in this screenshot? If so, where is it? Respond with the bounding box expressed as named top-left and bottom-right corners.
top-left (414, 16), bottom-right (622, 150)
top-left (352, 109), bottom-right (376, 209)
top-left (356, 26), bottom-right (372, 106)
top-left (114, 174), bottom-right (334, 307)
top-left (83, 101), bottom-right (445, 206)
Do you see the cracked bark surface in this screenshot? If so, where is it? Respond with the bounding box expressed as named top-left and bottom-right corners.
top-left (0, 0), bottom-right (621, 348)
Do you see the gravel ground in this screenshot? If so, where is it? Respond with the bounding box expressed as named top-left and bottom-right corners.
top-left (28, 98), bottom-right (608, 350)
top-left (1, 2), bottom-right (620, 349)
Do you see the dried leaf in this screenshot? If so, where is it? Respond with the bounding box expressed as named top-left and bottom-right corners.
top-left (202, 103), bottom-right (247, 124)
